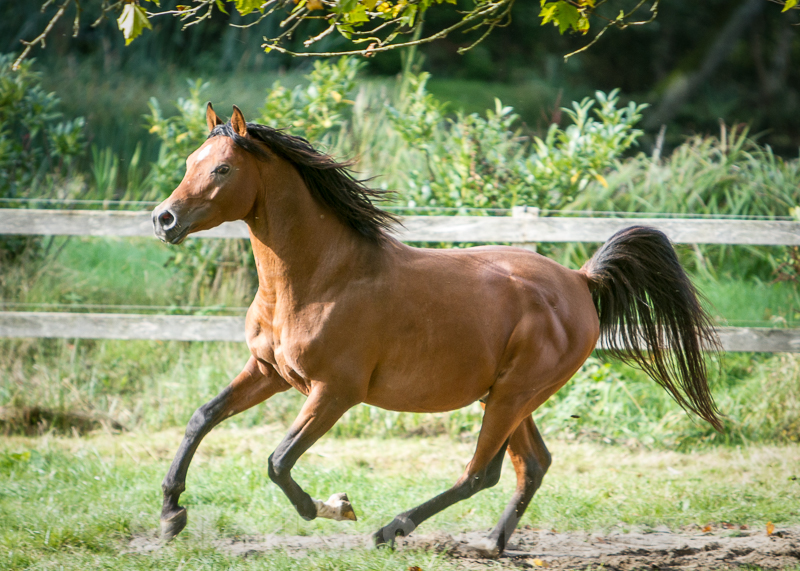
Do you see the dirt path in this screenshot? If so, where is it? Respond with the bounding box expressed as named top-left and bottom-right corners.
top-left (129, 526), bottom-right (800, 569)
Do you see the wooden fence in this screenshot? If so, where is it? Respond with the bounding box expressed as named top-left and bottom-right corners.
top-left (1, 208), bottom-right (799, 352)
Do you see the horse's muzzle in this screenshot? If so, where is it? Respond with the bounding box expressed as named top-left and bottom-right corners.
top-left (152, 207), bottom-right (186, 244)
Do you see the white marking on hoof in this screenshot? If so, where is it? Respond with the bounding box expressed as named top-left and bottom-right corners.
top-left (461, 537), bottom-right (500, 559)
top-left (313, 492), bottom-right (358, 521)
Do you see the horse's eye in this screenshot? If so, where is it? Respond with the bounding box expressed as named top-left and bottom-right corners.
top-left (213, 165), bottom-right (230, 175)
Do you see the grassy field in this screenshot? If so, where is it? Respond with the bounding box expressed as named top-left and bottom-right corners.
top-left (2, 427), bottom-right (799, 570)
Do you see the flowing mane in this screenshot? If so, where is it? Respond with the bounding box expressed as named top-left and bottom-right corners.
top-left (209, 121), bottom-right (398, 242)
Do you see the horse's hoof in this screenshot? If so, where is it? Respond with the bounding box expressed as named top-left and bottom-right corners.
top-left (373, 515), bottom-right (414, 548)
top-left (160, 508), bottom-right (187, 542)
top-left (313, 492), bottom-right (358, 521)
top-left (372, 529), bottom-right (395, 549)
top-left (458, 538), bottom-right (501, 559)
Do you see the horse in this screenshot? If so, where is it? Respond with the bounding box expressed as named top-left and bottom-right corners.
top-left (152, 103), bottom-right (721, 556)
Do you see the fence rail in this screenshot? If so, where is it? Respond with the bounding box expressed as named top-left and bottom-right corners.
top-left (1, 208), bottom-right (799, 244)
top-left (0, 312), bottom-right (796, 352)
top-left (1, 208), bottom-right (798, 352)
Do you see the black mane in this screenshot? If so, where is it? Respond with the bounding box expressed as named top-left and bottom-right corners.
top-left (209, 121), bottom-right (398, 242)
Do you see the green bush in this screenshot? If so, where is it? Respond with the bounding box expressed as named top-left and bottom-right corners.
top-left (0, 53), bottom-right (87, 262)
top-left (145, 58), bottom-right (646, 212)
top-left (388, 73), bottom-right (646, 210)
top-left (0, 54), bottom-right (86, 200)
top-left (145, 59), bottom-right (363, 198)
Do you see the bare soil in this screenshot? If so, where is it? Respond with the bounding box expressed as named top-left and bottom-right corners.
top-left (128, 525), bottom-right (800, 569)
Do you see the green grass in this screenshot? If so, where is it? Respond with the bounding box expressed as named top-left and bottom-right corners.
top-left (1, 429), bottom-right (798, 570)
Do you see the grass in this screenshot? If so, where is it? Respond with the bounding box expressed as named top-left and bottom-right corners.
top-left (1, 428), bottom-right (799, 570)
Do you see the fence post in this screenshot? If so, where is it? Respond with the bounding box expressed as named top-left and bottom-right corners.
top-left (511, 205), bottom-right (540, 253)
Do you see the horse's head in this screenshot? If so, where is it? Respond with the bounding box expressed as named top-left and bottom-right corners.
top-left (153, 103), bottom-right (261, 244)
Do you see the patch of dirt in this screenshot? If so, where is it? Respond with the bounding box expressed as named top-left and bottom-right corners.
top-left (126, 526), bottom-right (800, 569)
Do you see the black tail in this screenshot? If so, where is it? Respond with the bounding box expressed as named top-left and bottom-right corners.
top-left (582, 226), bottom-right (722, 430)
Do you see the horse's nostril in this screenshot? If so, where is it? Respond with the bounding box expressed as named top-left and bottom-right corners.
top-left (158, 210), bottom-right (176, 229)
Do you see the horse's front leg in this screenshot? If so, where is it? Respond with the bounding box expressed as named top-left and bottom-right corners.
top-left (160, 356), bottom-right (290, 541)
top-left (268, 384), bottom-right (359, 522)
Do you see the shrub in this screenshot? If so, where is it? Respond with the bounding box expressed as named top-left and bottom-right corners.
top-left (0, 53), bottom-right (86, 262)
top-left (387, 73), bottom-right (646, 210)
top-left (0, 54), bottom-right (86, 201)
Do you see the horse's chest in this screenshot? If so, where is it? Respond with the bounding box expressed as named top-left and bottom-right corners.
top-left (245, 301), bottom-right (333, 394)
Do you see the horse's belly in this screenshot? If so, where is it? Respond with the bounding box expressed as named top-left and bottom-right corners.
top-left (364, 383), bottom-right (486, 413)
top-left (363, 352), bottom-right (495, 413)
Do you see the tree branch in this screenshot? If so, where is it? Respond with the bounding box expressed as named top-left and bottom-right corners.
top-left (13, 0), bottom-right (72, 71)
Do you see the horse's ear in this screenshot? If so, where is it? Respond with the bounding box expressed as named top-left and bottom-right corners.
top-left (206, 102), bottom-right (224, 133)
top-left (231, 105), bottom-right (248, 138)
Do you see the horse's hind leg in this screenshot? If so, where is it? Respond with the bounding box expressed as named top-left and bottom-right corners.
top-left (160, 357), bottom-right (290, 541)
top-left (373, 397), bottom-right (526, 551)
top-left (484, 414), bottom-right (551, 554)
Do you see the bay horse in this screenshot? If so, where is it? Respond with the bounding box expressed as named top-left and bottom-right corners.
top-left (152, 103), bottom-right (721, 556)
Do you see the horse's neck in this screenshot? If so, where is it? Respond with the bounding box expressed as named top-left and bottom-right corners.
top-left (245, 162), bottom-right (374, 303)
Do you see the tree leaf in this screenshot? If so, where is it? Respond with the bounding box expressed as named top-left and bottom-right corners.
top-left (783, 0), bottom-right (798, 12)
top-left (345, 5), bottom-right (370, 23)
top-left (235, 0), bottom-right (264, 15)
top-left (339, 0), bottom-right (358, 13)
top-left (539, 1), bottom-right (582, 34)
top-left (117, 3), bottom-right (153, 46)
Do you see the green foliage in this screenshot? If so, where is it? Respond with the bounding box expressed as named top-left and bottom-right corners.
top-left (116, 2), bottom-right (152, 46)
top-left (0, 54), bottom-right (86, 200)
top-left (0, 53), bottom-right (87, 262)
top-left (145, 79), bottom-right (212, 198)
top-left (540, 0), bottom-right (589, 34)
top-left (564, 124), bottom-right (800, 280)
top-left (260, 57), bottom-right (362, 142)
top-left (388, 73), bottom-right (645, 209)
top-left (145, 59), bottom-right (362, 197)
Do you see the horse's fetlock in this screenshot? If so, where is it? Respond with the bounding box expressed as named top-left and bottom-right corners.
top-left (161, 479), bottom-right (185, 497)
top-left (295, 495), bottom-right (318, 520)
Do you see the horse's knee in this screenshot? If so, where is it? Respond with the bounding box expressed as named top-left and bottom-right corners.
top-left (540, 448), bottom-right (552, 473)
top-left (268, 452), bottom-right (292, 485)
top-left (484, 462), bottom-right (503, 490)
top-left (460, 465), bottom-right (501, 497)
top-left (520, 452), bottom-right (550, 493)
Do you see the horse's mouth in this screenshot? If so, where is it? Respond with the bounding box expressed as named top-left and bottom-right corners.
top-left (157, 226), bottom-right (190, 245)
